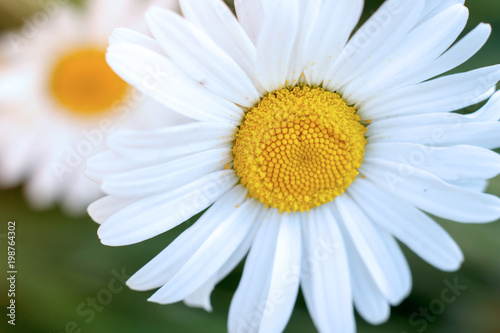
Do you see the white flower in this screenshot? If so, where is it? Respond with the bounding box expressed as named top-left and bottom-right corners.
top-left (0, 0), bottom-right (184, 215)
top-left (88, 0), bottom-right (500, 332)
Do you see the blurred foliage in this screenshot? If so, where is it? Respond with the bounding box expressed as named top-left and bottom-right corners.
top-left (1, 0), bottom-right (500, 333)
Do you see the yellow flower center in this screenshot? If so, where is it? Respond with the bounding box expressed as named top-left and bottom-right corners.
top-left (50, 48), bottom-right (128, 116)
top-left (233, 86), bottom-right (367, 213)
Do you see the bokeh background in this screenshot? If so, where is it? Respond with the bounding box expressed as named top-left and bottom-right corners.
top-left (1, 0), bottom-right (500, 332)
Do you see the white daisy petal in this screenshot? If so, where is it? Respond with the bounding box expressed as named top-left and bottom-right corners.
top-left (106, 43), bottom-right (242, 123)
top-left (469, 90), bottom-right (500, 122)
top-left (234, 0), bottom-right (265, 44)
top-left (448, 179), bottom-right (489, 193)
top-left (183, 275), bottom-right (217, 312)
top-left (87, 195), bottom-right (139, 224)
top-left (179, 0), bottom-right (265, 94)
top-left (127, 185), bottom-right (248, 291)
top-left (149, 194), bottom-right (261, 304)
top-left (391, 23), bottom-right (492, 88)
top-left (344, 4), bottom-right (469, 102)
top-left (361, 158), bottom-right (500, 223)
top-left (368, 115), bottom-right (500, 150)
top-left (101, 146), bottom-right (232, 198)
top-left (304, 0), bottom-right (363, 85)
top-left (419, 0), bottom-right (465, 23)
top-left (348, 179), bottom-right (464, 271)
top-left (255, 0), bottom-right (300, 91)
top-left (212, 202), bottom-right (266, 283)
top-left (324, 0), bottom-right (425, 92)
top-left (374, 225), bottom-right (413, 302)
top-left (107, 122), bottom-right (237, 162)
top-left (109, 27), bottom-right (164, 54)
top-left (359, 65), bottom-right (500, 119)
top-left (86, 151), bottom-right (149, 183)
top-left (343, 231), bottom-right (390, 325)
top-left (228, 209), bottom-right (301, 333)
top-left (284, 0), bottom-right (322, 86)
top-left (366, 112), bottom-right (483, 135)
top-left (146, 6), bottom-right (260, 107)
top-left (183, 198), bottom-right (265, 311)
top-left (364, 142), bottom-right (500, 180)
top-left (98, 170), bottom-right (238, 246)
top-left (301, 205), bottom-right (355, 333)
top-left (333, 196), bottom-right (411, 305)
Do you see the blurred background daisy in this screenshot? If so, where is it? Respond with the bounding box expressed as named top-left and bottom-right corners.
top-left (0, 0), bottom-right (184, 215)
top-left (0, 0), bottom-right (499, 333)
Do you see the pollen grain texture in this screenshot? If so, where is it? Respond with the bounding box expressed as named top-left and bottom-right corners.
top-left (233, 86), bottom-right (366, 213)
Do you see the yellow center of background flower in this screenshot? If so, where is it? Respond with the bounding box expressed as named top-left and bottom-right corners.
top-left (50, 48), bottom-right (128, 116)
top-left (233, 86), bottom-right (367, 213)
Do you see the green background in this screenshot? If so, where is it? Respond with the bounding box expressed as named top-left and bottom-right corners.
top-left (1, 0), bottom-right (500, 332)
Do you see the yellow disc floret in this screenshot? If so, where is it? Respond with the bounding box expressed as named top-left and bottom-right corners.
top-left (233, 86), bottom-right (367, 213)
top-left (50, 48), bottom-right (128, 116)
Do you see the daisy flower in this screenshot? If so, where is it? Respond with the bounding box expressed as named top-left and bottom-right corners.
top-left (0, 0), bottom-right (183, 214)
top-left (88, 0), bottom-right (500, 332)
